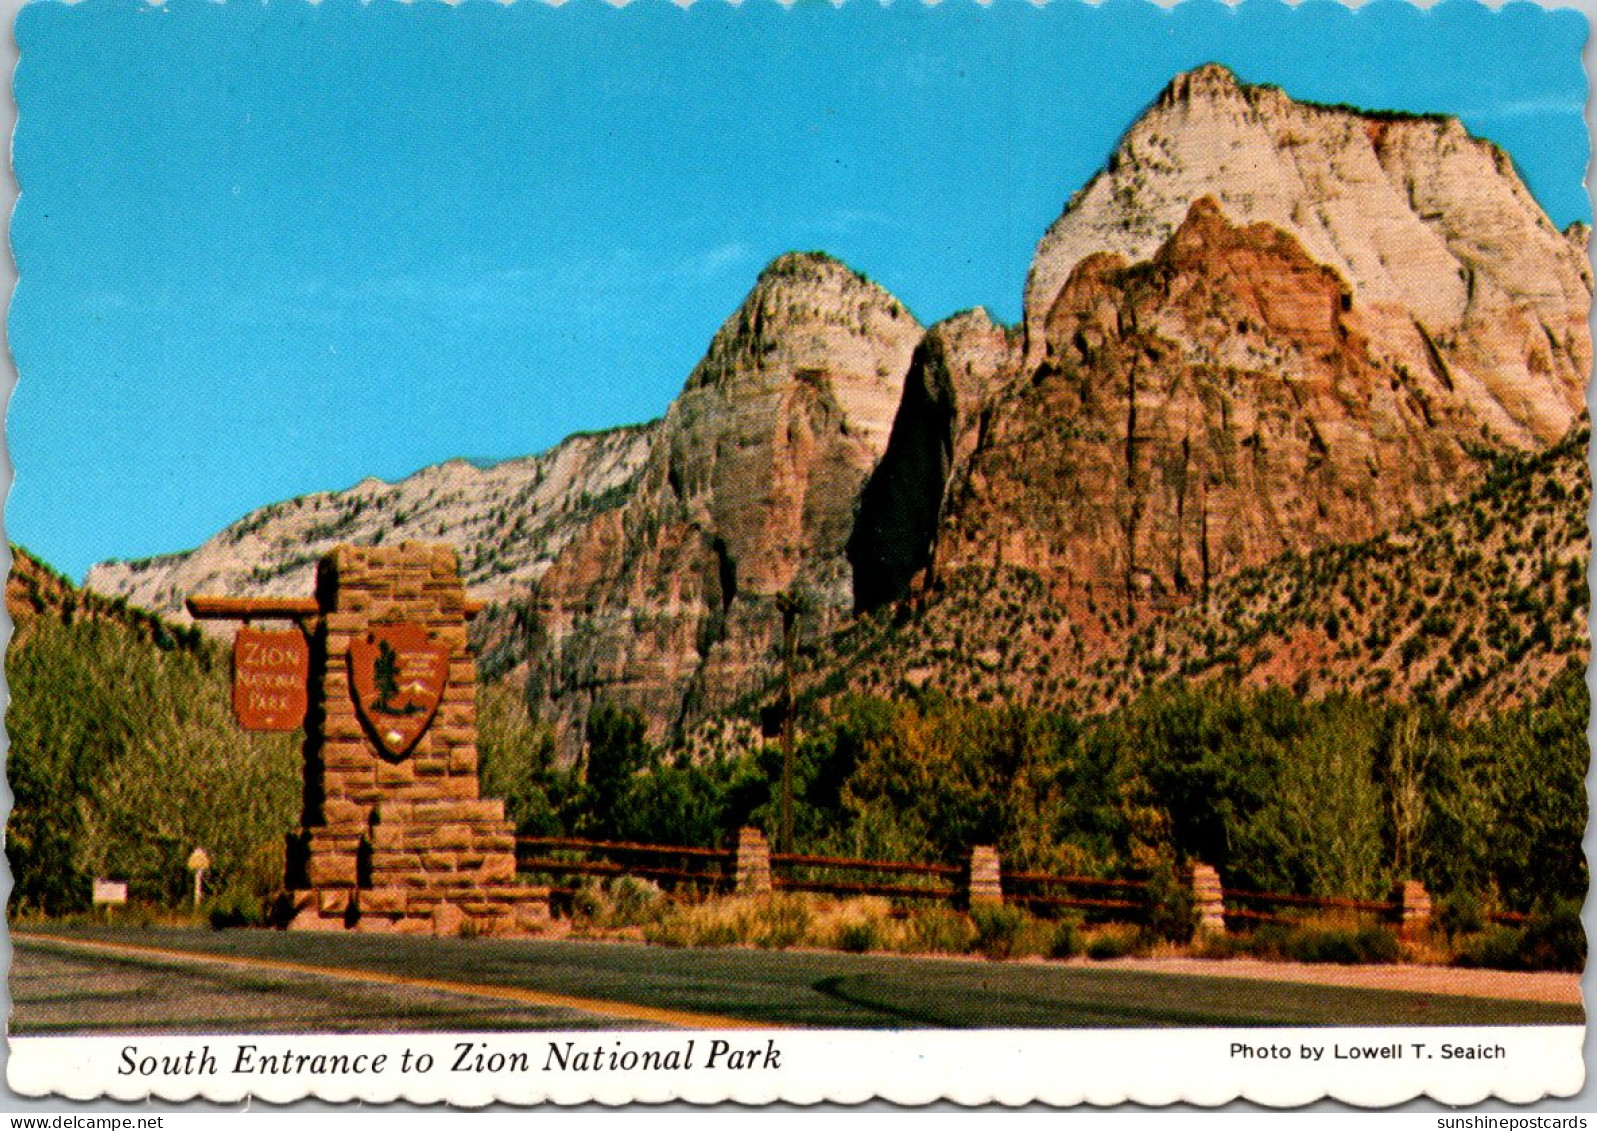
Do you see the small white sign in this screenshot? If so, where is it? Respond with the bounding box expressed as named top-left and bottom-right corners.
top-left (90, 879), bottom-right (127, 906)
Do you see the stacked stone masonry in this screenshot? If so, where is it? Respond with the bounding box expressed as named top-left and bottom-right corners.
top-left (966, 846), bottom-right (1002, 906)
top-left (734, 826), bottom-right (772, 894)
top-left (1188, 862), bottom-right (1227, 935)
top-left (287, 544), bottom-right (548, 936)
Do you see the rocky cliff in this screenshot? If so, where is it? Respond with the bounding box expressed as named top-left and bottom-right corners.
top-left (85, 423), bottom-right (655, 623)
top-left (525, 252), bottom-right (922, 757)
top-left (931, 196), bottom-right (1494, 634)
top-left (1023, 64), bottom-right (1589, 448)
top-left (844, 65), bottom-right (1589, 685)
top-left (812, 424), bottom-right (1589, 723)
top-left (848, 308), bottom-right (1020, 612)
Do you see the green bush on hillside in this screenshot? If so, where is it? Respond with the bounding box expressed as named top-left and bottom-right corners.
top-left (7, 616), bottom-right (298, 914)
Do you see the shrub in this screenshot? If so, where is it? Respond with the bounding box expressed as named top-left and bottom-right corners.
top-left (1145, 864), bottom-right (1196, 943)
top-left (571, 881), bottom-right (608, 923)
top-left (903, 906), bottom-right (976, 955)
top-left (1048, 918), bottom-right (1085, 960)
top-left (1245, 921), bottom-right (1400, 965)
top-left (207, 888), bottom-right (266, 930)
top-left (643, 912), bottom-right (692, 949)
top-left (1012, 916), bottom-right (1065, 959)
top-left (1086, 924), bottom-right (1148, 960)
top-left (1188, 930), bottom-right (1245, 960)
top-left (1453, 927), bottom-right (1524, 971)
top-left (835, 920), bottom-right (882, 954)
top-left (608, 876), bottom-right (667, 927)
top-left (1456, 901), bottom-right (1586, 972)
top-left (971, 904), bottom-right (1028, 959)
top-left (751, 895), bottom-right (812, 950)
top-left (1518, 901), bottom-right (1586, 972)
top-left (1436, 891), bottom-right (1486, 940)
top-left (693, 921), bottom-right (740, 948)
top-left (641, 894), bottom-right (904, 954)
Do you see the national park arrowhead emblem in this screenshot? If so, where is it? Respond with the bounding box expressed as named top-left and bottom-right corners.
top-left (349, 623), bottom-right (450, 758)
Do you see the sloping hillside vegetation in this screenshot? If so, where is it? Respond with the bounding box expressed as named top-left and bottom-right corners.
top-left (6, 547), bottom-right (300, 914)
top-left (1089, 426), bottom-right (1591, 715)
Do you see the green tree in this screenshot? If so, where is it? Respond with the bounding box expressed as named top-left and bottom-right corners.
top-left (476, 681), bottom-right (571, 837)
top-left (1234, 699), bottom-right (1388, 899)
top-left (582, 702), bottom-right (651, 838)
top-left (9, 615), bottom-right (298, 911)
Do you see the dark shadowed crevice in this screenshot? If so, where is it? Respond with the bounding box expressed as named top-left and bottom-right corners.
top-left (848, 337), bottom-right (958, 612)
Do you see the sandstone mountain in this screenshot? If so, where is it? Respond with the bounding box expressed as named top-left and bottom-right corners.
top-left (848, 308), bottom-right (1020, 612)
top-left (843, 65), bottom-right (1589, 704)
top-left (1023, 64), bottom-right (1589, 447)
top-left (85, 423), bottom-right (655, 623)
top-left (524, 252), bottom-right (921, 757)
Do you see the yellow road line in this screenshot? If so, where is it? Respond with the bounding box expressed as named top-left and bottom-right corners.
top-left (14, 932), bottom-right (770, 1031)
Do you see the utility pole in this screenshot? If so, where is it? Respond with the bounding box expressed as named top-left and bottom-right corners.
top-left (776, 592), bottom-right (799, 854)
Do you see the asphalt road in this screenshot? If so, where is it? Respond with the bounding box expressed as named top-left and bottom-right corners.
top-left (11, 928), bottom-right (1583, 1034)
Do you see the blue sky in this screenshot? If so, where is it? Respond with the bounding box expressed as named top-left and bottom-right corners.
top-left (10, 0), bottom-right (1590, 582)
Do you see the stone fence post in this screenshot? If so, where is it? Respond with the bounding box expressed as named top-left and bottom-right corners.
top-left (1391, 880), bottom-right (1432, 938)
top-left (966, 845), bottom-right (1002, 907)
top-left (1188, 861), bottom-right (1227, 935)
top-left (734, 826), bottom-right (771, 894)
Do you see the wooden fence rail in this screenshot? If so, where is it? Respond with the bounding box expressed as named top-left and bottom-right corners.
top-left (773, 878), bottom-right (958, 901)
top-left (1002, 870), bottom-right (1153, 918)
top-left (768, 849), bottom-right (960, 901)
top-left (771, 852), bottom-right (961, 878)
top-left (518, 836), bottom-right (734, 861)
top-left (514, 831), bottom-right (1445, 936)
top-left (516, 836), bottom-right (735, 900)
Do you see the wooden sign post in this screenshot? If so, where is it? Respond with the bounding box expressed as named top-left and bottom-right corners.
top-left (188, 543), bottom-right (547, 937)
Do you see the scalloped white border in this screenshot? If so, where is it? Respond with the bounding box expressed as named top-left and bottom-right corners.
top-left (4, 0), bottom-right (1595, 1113)
top-left (6, 1027), bottom-right (1584, 1108)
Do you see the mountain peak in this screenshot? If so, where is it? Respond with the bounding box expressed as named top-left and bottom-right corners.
top-left (685, 251), bottom-right (917, 396)
top-left (1159, 62), bottom-right (1245, 105)
top-left (1022, 70), bottom-right (1589, 445)
top-left (759, 249), bottom-right (850, 278)
top-left (750, 250), bottom-right (900, 307)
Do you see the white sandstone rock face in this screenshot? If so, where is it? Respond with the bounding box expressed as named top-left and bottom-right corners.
top-left (665, 251), bottom-right (924, 604)
top-left (84, 424), bottom-right (656, 624)
top-left (1023, 63), bottom-right (1590, 446)
top-left (528, 252), bottom-right (923, 756)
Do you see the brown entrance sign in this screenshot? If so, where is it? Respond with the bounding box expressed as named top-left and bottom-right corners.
top-left (349, 623), bottom-right (449, 757)
top-left (232, 626), bottom-right (309, 732)
top-left (188, 543), bottom-right (547, 937)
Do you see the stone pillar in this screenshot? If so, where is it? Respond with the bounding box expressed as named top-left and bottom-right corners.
top-left (1391, 880), bottom-right (1432, 939)
top-left (1188, 861), bottom-right (1227, 935)
top-left (734, 826), bottom-right (771, 894)
top-left (285, 544), bottom-right (548, 937)
top-left (966, 845), bottom-right (1002, 907)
